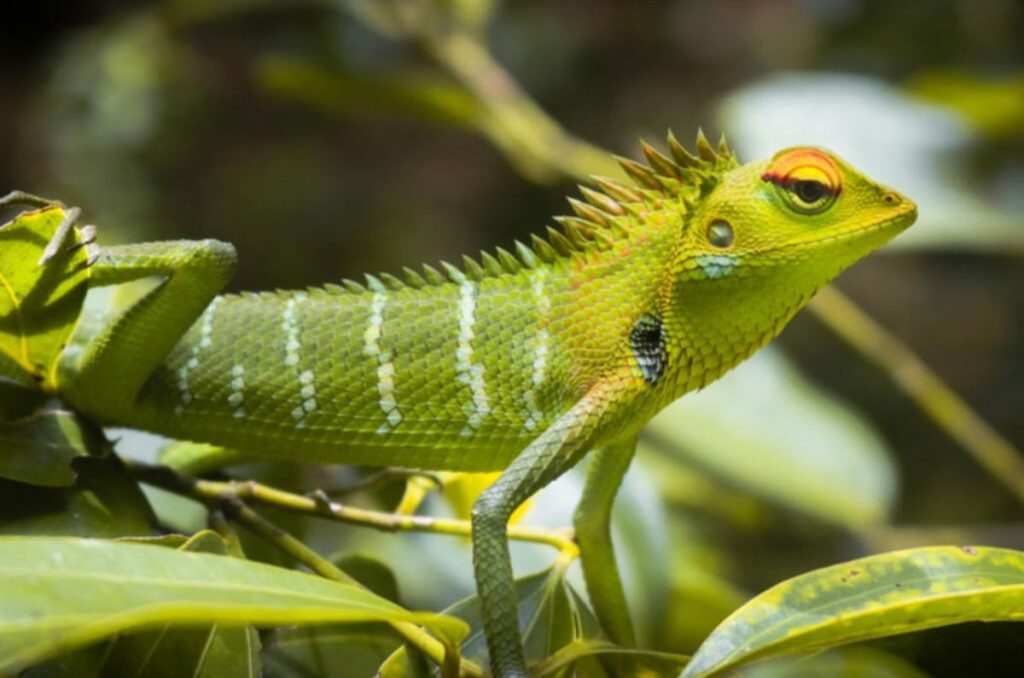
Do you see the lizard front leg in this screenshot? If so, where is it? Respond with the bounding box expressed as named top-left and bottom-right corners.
top-left (471, 382), bottom-right (623, 677)
top-left (63, 240), bottom-right (236, 418)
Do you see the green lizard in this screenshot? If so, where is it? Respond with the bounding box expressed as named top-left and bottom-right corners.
top-left (7, 131), bottom-right (916, 677)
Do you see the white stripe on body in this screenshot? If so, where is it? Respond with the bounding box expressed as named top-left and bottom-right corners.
top-left (174, 296), bottom-right (222, 416)
top-left (282, 292), bottom-right (316, 427)
top-left (227, 363), bottom-right (246, 418)
top-left (364, 278), bottom-right (403, 434)
top-left (522, 267), bottom-right (550, 433)
top-left (455, 276), bottom-right (491, 437)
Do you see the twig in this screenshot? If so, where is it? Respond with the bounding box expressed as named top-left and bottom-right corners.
top-left (126, 460), bottom-right (483, 678)
top-left (810, 286), bottom-right (1024, 504)
top-left (129, 459), bottom-right (577, 554)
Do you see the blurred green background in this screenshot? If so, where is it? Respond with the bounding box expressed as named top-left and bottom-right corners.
top-left (1, 0), bottom-right (1022, 674)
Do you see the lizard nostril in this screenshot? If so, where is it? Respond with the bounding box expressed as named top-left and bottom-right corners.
top-left (882, 193), bottom-right (899, 205)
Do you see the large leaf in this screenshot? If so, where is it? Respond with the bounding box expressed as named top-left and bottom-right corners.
top-left (737, 645), bottom-right (927, 678)
top-left (100, 530), bottom-right (262, 677)
top-left (643, 348), bottom-right (897, 528)
top-left (265, 625), bottom-right (402, 678)
top-left (0, 206), bottom-right (90, 389)
top-left (0, 536), bottom-right (466, 674)
top-left (262, 553), bottom-right (403, 676)
top-left (681, 546), bottom-right (1024, 678)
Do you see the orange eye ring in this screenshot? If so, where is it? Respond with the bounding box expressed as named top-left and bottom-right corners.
top-left (761, 149), bottom-right (841, 214)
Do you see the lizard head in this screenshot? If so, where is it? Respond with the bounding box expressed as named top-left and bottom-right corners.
top-left (667, 145), bottom-right (917, 384)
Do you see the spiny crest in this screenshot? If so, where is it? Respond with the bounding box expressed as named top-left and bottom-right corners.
top-left (322, 130), bottom-right (736, 295)
top-left (616, 128), bottom-right (736, 198)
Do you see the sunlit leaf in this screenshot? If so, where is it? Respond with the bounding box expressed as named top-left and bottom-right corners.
top-left (0, 536), bottom-right (466, 674)
top-left (681, 546), bottom-right (1024, 678)
top-left (0, 206), bottom-right (90, 389)
top-left (643, 348), bottom-right (897, 528)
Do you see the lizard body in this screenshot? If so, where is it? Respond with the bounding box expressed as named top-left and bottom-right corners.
top-left (41, 132), bottom-right (916, 676)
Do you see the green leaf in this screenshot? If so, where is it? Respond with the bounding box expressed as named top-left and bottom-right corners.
top-left (681, 546), bottom-right (1024, 678)
top-left (0, 206), bottom-right (90, 389)
top-left (533, 639), bottom-right (688, 678)
top-left (333, 552), bottom-right (401, 603)
top-left (737, 646), bottom-right (928, 678)
top-left (0, 454), bottom-right (156, 537)
top-left (0, 406), bottom-right (87, 486)
top-left (101, 530), bottom-right (262, 677)
top-left (265, 625), bottom-right (402, 678)
top-left (262, 554), bottom-right (403, 676)
top-left (0, 536), bottom-right (466, 675)
top-left (381, 564), bottom-right (598, 676)
top-left (643, 348), bottom-right (897, 528)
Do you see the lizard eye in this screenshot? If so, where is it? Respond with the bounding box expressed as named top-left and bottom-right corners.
top-left (762, 149), bottom-right (841, 215)
top-left (706, 219), bottom-right (734, 248)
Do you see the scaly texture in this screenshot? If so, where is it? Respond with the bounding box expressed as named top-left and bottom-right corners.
top-left (57, 131), bottom-right (918, 677)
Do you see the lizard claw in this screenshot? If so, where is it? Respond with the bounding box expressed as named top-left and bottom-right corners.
top-left (65, 224), bottom-right (102, 266)
top-left (78, 224), bottom-right (98, 245)
top-left (86, 244), bottom-right (101, 266)
top-left (38, 206), bottom-right (82, 266)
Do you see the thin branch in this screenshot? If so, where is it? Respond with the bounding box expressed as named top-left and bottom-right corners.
top-left (810, 286), bottom-right (1024, 504)
top-left (129, 459), bottom-right (577, 554)
top-left (126, 460), bottom-right (482, 678)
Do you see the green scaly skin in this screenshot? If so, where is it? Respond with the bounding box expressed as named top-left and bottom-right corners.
top-left (50, 132), bottom-right (916, 677)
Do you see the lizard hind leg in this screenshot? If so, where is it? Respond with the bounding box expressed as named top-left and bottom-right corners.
top-left (64, 239), bottom-right (237, 418)
top-left (574, 436), bottom-right (638, 647)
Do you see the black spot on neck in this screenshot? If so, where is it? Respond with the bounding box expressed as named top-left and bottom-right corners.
top-left (630, 314), bottom-right (667, 386)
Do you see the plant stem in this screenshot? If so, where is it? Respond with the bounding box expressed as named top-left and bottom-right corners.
top-left (130, 459), bottom-right (577, 554)
top-left (126, 460), bottom-right (482, 678)
top-left (810, 286), bottom-right (1024, 504)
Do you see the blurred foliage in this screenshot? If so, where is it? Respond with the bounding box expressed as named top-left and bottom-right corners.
top-left (1, 0), bottom-right (1023, 676)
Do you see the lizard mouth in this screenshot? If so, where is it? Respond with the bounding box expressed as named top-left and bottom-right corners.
top-left (763, 197), bottom-right (918, 256)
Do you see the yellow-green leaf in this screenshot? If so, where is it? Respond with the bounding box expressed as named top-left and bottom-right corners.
top-left (681, 546), bottom-right (1024, 678)
top-left (0, 207), bottom-right (90, 389)
top-left (0, 536), bottom-right (466, 674)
